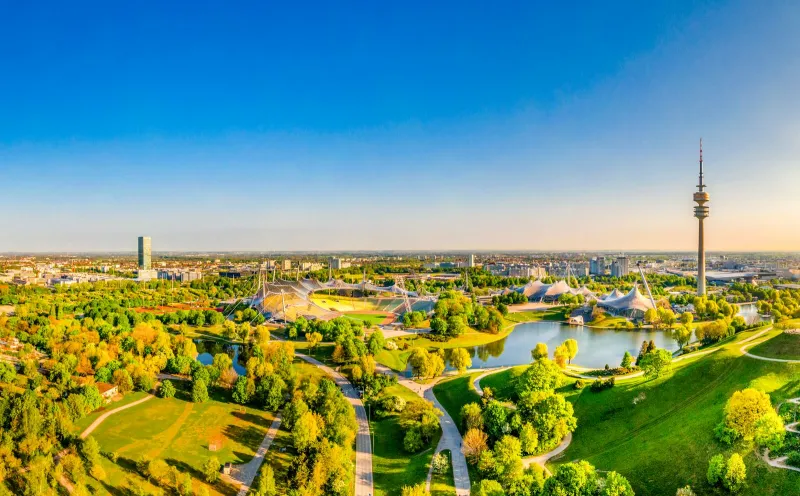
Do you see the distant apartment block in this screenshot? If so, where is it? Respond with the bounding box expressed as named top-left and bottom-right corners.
top-left (158, 269), bottom-right (203, 282)
top-left (611, 257), bottom-right (630, 277)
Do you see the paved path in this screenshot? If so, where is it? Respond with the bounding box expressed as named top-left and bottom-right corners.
top-left (763, 397), bottom-right (800, 473)
top-left (225, 414), bottom-right (282, 496)
top-left (296, 353), bottom-right (374, 496)
top-left (397, 378), bottom-right (470, 496)
top-left (80, 394), bottom-right (155, 439)
top-left (740, 328), bottom-right (800, 363)
top-left (522, 433), bottom-right (573, 474)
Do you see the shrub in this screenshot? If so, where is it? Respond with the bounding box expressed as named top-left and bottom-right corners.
top-left (385, 340), bottom-right (399, 351)
top-left (707, 454), bottom-right (725, 485)
top-left (431, 452), bottom-right (449, 474)
top-left (787, 450), bottom-right (800, 468)
top-left (675, 486), bottom-right (695, 496)
top-left (590, 377), bottom-right (615, 392)
top-left (723, 453), bottom-right (746, 492)
top-left (574, 379), bottom-right (586, 390)
top-left (714, 422), bottom-right (741, 446)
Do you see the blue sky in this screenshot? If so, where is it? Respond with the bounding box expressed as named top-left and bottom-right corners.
top-left (1, 1), bottom-right (799, 252)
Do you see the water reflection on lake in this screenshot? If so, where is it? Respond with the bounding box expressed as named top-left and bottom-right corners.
top-left (195, 340), bottom-right (247, 375)
top-left (444, 321), bottom-right (680, 370)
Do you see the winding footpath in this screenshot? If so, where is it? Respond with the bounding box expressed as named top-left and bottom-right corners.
top-left (78, 394), bottom-right (155, 439)
top-left (763, 398), bottom-right (800, 473)
top-left (297, 353), bottom-right (374, 496)
top-left (226, 414), bottom-right (283, 496)
top-left (739, 327), bottom-right (800, 363)
top-left (472, 371), bottom-right (570, 475)
top-left (399, 377), bottom-right (471, 496)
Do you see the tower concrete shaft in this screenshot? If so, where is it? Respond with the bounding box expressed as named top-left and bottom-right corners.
top-left (693, 139), bottom-right (709, 295)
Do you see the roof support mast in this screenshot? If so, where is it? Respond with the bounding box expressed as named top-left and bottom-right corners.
top-left (637, 261), bottom-right (657, 309)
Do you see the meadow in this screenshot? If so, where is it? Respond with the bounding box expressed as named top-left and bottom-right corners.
top-left (86, 383), bottom-right (275, 495)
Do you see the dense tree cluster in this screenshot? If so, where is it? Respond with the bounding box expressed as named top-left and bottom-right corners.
top-left (430, 291), bottom-right (504, 339)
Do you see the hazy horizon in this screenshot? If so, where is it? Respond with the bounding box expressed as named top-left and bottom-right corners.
top-left (2, 1), bottom-right (799, 252)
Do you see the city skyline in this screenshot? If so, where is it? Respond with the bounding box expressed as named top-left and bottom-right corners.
top-left (2, 1), bottom-right (800, 252)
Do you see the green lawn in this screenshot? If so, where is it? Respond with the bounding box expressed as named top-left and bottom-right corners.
top-left (430, 450), bottom-right (456, 496)
top-left (586, 314), bottom-right (630, 329)
top-left (372, 384), bottom-right (441, 496)
top-left (503, 307), bottom-right (569, 324)
top-left (73, 391), bottom-right (151, 433)
top-left (478, 365), bottom-right (529, 402)
top-left (86, 383), bottom-right (275, 496)
top-left (344, 312), bottom-right (391, 326)
top-left (559, 327), bottom-right (800, 496)
top-left (431, 374), bottom-right (482, 435)
top-left (749, 331), bottom-right (800, 360)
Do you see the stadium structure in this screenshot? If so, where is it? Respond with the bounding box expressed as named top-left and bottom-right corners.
top-left (250, 277), bottom-right (436, 322)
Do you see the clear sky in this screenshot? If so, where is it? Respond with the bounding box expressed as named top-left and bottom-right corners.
top-left (2, 1), bottom-right (799, 252)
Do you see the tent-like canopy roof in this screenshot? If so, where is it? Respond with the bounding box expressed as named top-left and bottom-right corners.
top-left (597, 285), bottom-right (654, 313)
top-left (601, 288), bottom-right (625, 301)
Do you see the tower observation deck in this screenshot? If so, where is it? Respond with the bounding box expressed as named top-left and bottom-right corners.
top-left (694, 140), bottom-right (709, 295)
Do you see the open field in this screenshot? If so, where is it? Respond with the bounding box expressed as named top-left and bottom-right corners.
top-left (73, 391), bottom-right (151, 433)
top-left (502, 307), bottom-right (570, 324)
top-left (86, 384), bottom-right (275, 495)
top-left (310, 294), bottom-right (380, 312)
top-left (560, 327), bottom-right (800, 496)
top-left (749, 331), bottom-right (800, 360)
top-left (343, 311), bottom-right (394, 326)
top-left (372, 384), bottom-right (442, 496)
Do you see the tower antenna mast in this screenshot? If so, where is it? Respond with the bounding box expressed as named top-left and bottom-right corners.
top-left (693, 138), bottom-right (710, 295)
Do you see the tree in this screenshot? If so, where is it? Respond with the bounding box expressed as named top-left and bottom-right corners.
top-left (563, 339), bottom-right (578, 364)
top-left (81, 436), bottom-right (101, 470)
top-left (192, 379), bottom-right (209, 403)
top-left (232, 376), bottom-right (253, 404)
top-left (672, 325), bottom-right (693, 350)
top-left (553, 344), bottom-right (570, 368)
top-left (431, 452), bottom-right (449, 475)
top-left (517, 391), bottom-right (577, 451)
top-left (306, 331), bottom-right (323, 355)
top-left (723, 453), bottom-right (746, 492)
top-left (620, 351), bottom-right (634, 369)
top-left (255, 465), bottom-right (276, 496)
top-left (0, 362), bottom-right (16, 383)
top-left (517, 358), bottom-right (563, 396)
top-left (400, 484), bottom-right (430, 496)
top-left (676, 487), bottom-right (696, 496)
top-left (112, 369), bottom-right (134, 394)
top-left (519, 423), bottom-right (539, 455)
top-left (450, 348), bottom-right (472, 374)
top-left (461, 402), bottom-right (484, 431)
top-left (644, 308), bottom-right (659, 326)
top-left (707, 454), bottom-right (725, 486)
top-left (680, 312), bottom-right (694, 326)
top-left (430, 317), bottom-right (448, 336)
top-left (639, 348), bottom-right (672, 379)
top-left (462, 428), bottom-right (489, 465)
top-left (474, 479), bottom-right (504, 496)
top-left (403, 426), bottom-right (424, 452)
top-left (202, 457), bottom-right (221, 483)
top-left (158, 380), bottom-right (176, 399)
top-left (543, 461), bottom-right (598, 495)
top-left (601, 471), bottom-right (634, 496)
top-left (366, 329), bottom-right (384, 355)
top-left (724, 388), bottom-right (774, 440)
top-left (482, 400), bottom-right (509, 440)
top-left (147, 459), bottom-right (170, 484)
top-left (293, 411), bottom-right (323, 452)
top-left (492, 435), bottom-right (522, 485)
top-left (753, 410), bottom-right (785, 451)
top-left (531, 343), bottom-right (548, 361)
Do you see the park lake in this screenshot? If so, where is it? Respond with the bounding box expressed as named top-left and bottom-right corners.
top-left (443, 321), bottom-right (679, 371)
top-left (439, 303), bottom-right (768, 371)
top-left (195, 339), bottom-right (247, 375)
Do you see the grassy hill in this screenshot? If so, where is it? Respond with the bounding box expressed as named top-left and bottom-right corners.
top-left (560, 327), bottom-right (800, 495)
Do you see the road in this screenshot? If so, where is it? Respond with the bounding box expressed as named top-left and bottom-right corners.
top-left (296, 353), bottom-right (374, 496)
